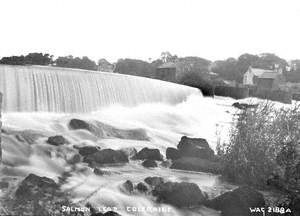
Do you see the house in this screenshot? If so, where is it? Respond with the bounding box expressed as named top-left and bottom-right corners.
top-left (97, 59), bottom-right (114, 72)
top-left (156, 62), bottom-right (176, 82)
top-left (243, 66), bottom-right (284, 90)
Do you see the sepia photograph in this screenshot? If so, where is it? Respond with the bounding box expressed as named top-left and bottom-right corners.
top-left (0, 0), bottom-right (299, 215)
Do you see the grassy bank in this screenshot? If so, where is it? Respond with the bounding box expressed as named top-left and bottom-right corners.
top-left (217, 102), bottom-right (300, 211)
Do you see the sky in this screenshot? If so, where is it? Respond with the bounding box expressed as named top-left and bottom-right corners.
top-left (0, 0), bottom-right (299, 62)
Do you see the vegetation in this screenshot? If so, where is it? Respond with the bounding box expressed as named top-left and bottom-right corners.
top-left (0, 53), bottom-right (53, 65)
top-left (54, 55), bottom-right (97, 70)
top-left (114, 58), bottom-right (156, 78)
top-left (217, 103), bottom-right (300, 207)
top-left (1, 51), bottom-right (300, 86)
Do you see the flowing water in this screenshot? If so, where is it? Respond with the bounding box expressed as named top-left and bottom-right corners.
top-left (0, 65), bottom-right (198, 112)
top-left (1, 95), bottom-right (237, 216)
top-left (0, 66), bottom-right (238, 216)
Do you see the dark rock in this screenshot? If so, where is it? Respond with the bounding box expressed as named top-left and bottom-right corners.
top-left (69, 119), bottom-right (92, 131)
top-left (78, 146), bottom-right (100, 156)
top-left (152, 181), bottom-right (206, 208)
top-left (94, 168), bottom-right (105, 176)
top-left (0, 181), bottom-right (9, 189)
top-left (69, 119), bottom-right (149, 141)
top-left (10, 174), bottom-right (74, 216)
top-left (136, 182), bottom-right (148, 193)
top-left (83, 149), bottom-right (128, 165)
top-left (232, 102), bottom-right (258, 110)
top-left (170, 157), bottom-right (222, 174)
top-left (15, 173), bottom-right (59, 202)
top-left (166, 147), bottom-right (181, 160)
top-left (93, 121), bottom-right (149, 141)
top-left (142, 159), bottom-right (157, 168)
top-left (178, 136), bottom-right (210, 149)
top-left (204, 186), bottom-right (265, 216)
top-left (132, 147), bottom-right (163, 161)
top-left (177, 136), bottom-right (215, 160)
top-left (144, 176), bottom-right (164, 187)
top-left (67, 154), bottom-right (81, 164)
top-left (46, 135), bottom-right (69, 146)
top-left (122, 180), bottom-right (134, 193)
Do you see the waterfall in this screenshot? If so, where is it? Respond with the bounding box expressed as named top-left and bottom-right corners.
top-left (0, 65), bottom-right (201, 112)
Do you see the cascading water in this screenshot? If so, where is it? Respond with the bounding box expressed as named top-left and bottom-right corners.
top-left (0, 65), bottom-right (235, 216)
top-left (0, 65), bottom-right (200, 112)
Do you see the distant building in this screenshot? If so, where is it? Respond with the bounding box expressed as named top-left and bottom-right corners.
top-left (156, 62), bottom-right (176, 82)
top-left (97, 59), bottom-right (114, 72)
top-left (243, 66), bottom-right (284, 90)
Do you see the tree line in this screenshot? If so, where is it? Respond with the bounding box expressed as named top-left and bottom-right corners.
top-left (1, 52), bottom-right (300, 83)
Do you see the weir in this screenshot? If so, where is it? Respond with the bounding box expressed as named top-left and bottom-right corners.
top-left (0, 65), bottom-right (200, 113)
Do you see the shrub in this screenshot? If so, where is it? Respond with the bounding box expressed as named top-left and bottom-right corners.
top-left (218, 103), bottom-right (300, 191)
top-left (177, 72), bottom-right (214, 96)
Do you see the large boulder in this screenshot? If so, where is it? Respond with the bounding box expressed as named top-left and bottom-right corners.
top-left (121, 180), bottom-right (134, 194)
top-left (15, 174), bottom-right (59, 202)
top-left (152, 181), bottom-right (206, 208)
top-left (136, 182), bottom-right (148, 193)
top-left (132, 147), bottom-right (163, 161)
top-left (83, 149), bottom-right (128, 165)
top-left (69, 119), bottom-right (149, 141)
top-left (142, 159), bottom-right (157, 168)
top-left (232, 102), bottom-right (258, 110)
top-left (10, 174), bottom-right (76, 216)
top-left (144, 176), bottom-right (164, 187)
top-left (69, 119), bottom-right (92, 131)
top-left (170, 157), bottom-right (222, 174)
top-left (204, 186), bottom-right (265, 216)
top-left (94, 168), bottom-right (105, 176)
top-left (166, 147), bottom-right (181, 160)
top-left (78, 146), bottom-right (100, 156)
top-left (47, 135), bottom-right (69, 146)
top-left (177, 136), bottom-right (215, 160)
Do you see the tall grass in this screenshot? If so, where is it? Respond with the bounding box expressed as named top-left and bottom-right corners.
top-left (218, 102), bottom-right (300, 191)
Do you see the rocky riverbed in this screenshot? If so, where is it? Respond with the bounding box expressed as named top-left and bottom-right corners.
top-left (0, 96), bottom-right (290, 216)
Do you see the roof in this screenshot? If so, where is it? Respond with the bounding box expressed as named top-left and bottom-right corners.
top-left (158, 62), bottom-right (176, 69)
top-left (258, 72), bottom-right (280, 79)
top-left (250, 67), bottom-right (274, 76)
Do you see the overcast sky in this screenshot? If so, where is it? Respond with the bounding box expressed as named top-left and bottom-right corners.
top-left (0, 0), bottom-right (299, 62)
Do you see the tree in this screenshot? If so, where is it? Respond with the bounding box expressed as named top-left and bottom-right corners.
top-left (114, 58), bottom-right (155, 78)
top-left (211, 58), bottom-right (242, 82)
top-left (54, 55), bottom-right (97, 70)
top-left (176, 56), bottom-right (211, 75)
top-left (237, 53), bottom-right (260, 74)
top-left (255, 53), bottom-right (288, 70)
top-left (0, 53), bottom-right (53, 65)
top-left (160, 51), bottom-right (178, 63)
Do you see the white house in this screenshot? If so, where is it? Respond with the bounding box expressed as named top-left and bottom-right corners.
top-left (243, 66), bottom-right (275, 85)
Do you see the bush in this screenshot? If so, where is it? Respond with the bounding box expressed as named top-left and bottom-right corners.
top-left (177, 72), bottom-right (214, 96)
top-left (218, 103), bottom-right (300, 191)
